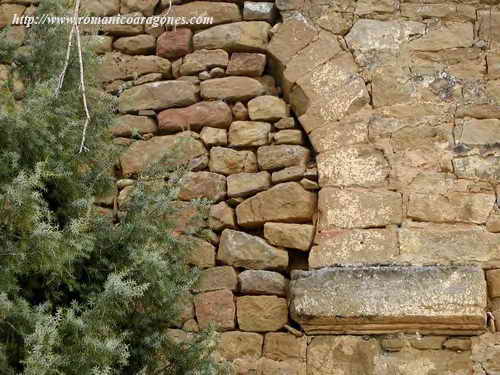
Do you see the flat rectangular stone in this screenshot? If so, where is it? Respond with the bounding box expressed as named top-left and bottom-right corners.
top-left (289, 266), bottom-right (487, 335)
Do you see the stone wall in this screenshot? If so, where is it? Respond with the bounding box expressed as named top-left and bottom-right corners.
top-left (2, 0), bottom-right (500, 373)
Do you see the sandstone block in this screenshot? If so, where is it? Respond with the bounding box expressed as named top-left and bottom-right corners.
top-left (239, 270), bottom-right (288, 297)
top-left (194, 289), bottom-right (235, 331)
top-left (399, 223), bottom-right (500, 268)
top-left (158, 101), bottom-right (232, 133)
top-left (318, 188), bottom-right (402, 230)
top-left (443, 338), bottom-right (471, 352)
top-left (232, 102), bottom-right (249, 121)
top-left (317, 145), bottom-right (389, 187)
top-left (290, 266), bottom-right (487, 335)
top-left (118, 81), bottom-right (198, 113)
top-left (200, 127), bottom-right (227, 146)
top-left (121, 0), bottom-right (159, 16)
top-left (217, 331), bottom-right (263, 361)
top-left (226, 52), bottom-right (266, 77)
top-left (227, 171), bottom-right (271, 198)
top-left (453, 155), bottom-right (500, 182)
top-left (457, 118), bottom-right (500, 146)
top-left (196, 266), bottom-right (238, 292)
top-left (113, 34), bottom-right (156, 55)
top-left (209, 201), bottom-right (236, 230)
top-left (263, 333), bottom-right (307, 361)
top-left (267, 20), bottom-right (317, 65)
top-left (111, 115), bottom-right (157, 137)
top-left (218, 229), bottom-right (289, 270)
top-left (120, 133), bottom-right (207, 176)
top-left (263, 223), bottom-right (314, 251)
top-left (257, 145), bottom-right (310, 171)
top-left (157, 28), bottom-right (193, 59)
top-left (487, 270), bottom-right (500, 298)
top-left (178, 172), bottom-right (226, 202)
top-left (81, 0), bottom-right (119, 16)
top-left (271, 165), bottom-right (305, 184)
top-left (409, 22), bottom-right (474, 51)
top-left (193, 21), bottom-right (271, 52)
top-left (408, 192), bottom-right (495, 224)
top-left (248, 95), bottom-right (288, 122)
top-left (99, 53), bottom-right (172, 82)
top-left (172, 1), bottom-right (241, 29)
top-left (310, 228), bottom-right (399, 268)
top-left (275, 117), bottom-right (296, 129)
top-left (236, 182), bottom-right (317, 228)
top-left (488, 54), bottom-right (500, 80)
top-left (273, 130), bottom-right (304, 145)
top-left (237, 296), bottom-right (288, 332)
top-left (228, 121), bottom-right (271, 147)
top-left (200, 77), bottom-right (265, 102)
top-left (186, 236), bottom-right (216, 269)
top-left (209, 147), bottom-right (258, 175)
top-left (243, 2), bottom-right (276, 22)
top-left (102, 13), bottom-right (145, 35)
top-left (180, 49), bottom-right (229, 75)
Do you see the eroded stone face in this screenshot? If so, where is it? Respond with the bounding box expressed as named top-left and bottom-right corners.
top-left (289, 266), bottom-right (487, 335)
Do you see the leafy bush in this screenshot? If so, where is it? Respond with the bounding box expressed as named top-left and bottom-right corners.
top-left (0, 1), bottom-right (220, 374)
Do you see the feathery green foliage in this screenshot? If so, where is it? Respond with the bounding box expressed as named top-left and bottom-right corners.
top-left (0, 1), bottom-right (221, 374)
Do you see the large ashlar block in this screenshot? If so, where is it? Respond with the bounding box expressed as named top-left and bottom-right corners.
top-left (289, 266), bottom-right (487, 335)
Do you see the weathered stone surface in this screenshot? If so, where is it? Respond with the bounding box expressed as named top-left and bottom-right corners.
top-left (209, 147), bottom-right (257, 175)
top-left (120, 132), bottom-right (207, 176)
top-left (228, 121), bottom-right (271, 147)
top-left (487, 270), bottom-right (500, 298)
top-left (218, 229), bottom-right (288, 270)
top-left (290, 266), bottom-right (487, 335)
top-left (120, 0), bottom-right (159, 16)
top-left (456, 118), bottom-right (500, 146)
top-left (443, 338), bottom-right (471, 352)
top-left (409, 22), bottom-right (474, 51)
top-left (111, 115), bottom-right (157, 137)
top-left (200, 127), bottom-right (227, 146)
top-left (267, 20), bottom-right (317, 65)
top-left (263, 223), bottom-right (314, 251)
top-left (173, 1), bottom-right (241, 29)
top-left (308, 336), bottom-right (473, 375)
top-left (248, 95), bottom-right (288, 122)
top-left (194, 289), bottom-right (235, 331)
top-left (453, 156), bottom-right (500, 183)
top-left (345, 19), bottom-right (426, 55)
top-left (263, 332), bottom-right (307, 361)
top-left (158, 101), bottom-right (232, 132)
top-left (243, 2), bottom-right (276, 22)
top-left (271, 165), bottom-right (305, 183)
top-left (217, 331), bottom-right (263, 361)
top-left (408, 192), bottom-right (495, 224)
top-left (193, 21), bottom-right (271, 52)
top-left (81, 0), bottom-right (119, 16)
top-left (399, 223), bottom-right (500, 268)
top-left (226, 52), bottom-right (266, 77)
top-left (200, 77), bottom-right (265, 102)
top-left (310, 228), bottom-right (399, 268)
top-left (180, 49), bottom-right (229, 75)
top-left (472, 333), bottom-right (500, 374)
top-left (488, 54), bottom-right (500, 80)
top-left (237, 296), bottom-right (288, 332)
top-left (113, 34), bottom-right (156, 55)
top-left (232, 102), bottom-right (249, 121)
top-left (209, 201), bottom-right (236, 230)
top-left (273, 130), bottom-right (304, 145)
top-left (157, 29), bottom-right (193, 59)
top-left (239, 270), bottom-right (288, 297)
top-left (102, 13), bottom-right (145, 36)
top-left (178, 172), bottom-right (226, 202)
top-left (236, 182), bottom-right (316, 228)
top-left (227, 171), bottom-right (270, 198)
top-left (99, 53), bottom-right (172, 82)
top-left (318, 188), bottom-right (402, 230)
top-left (257, 145), bottom-right (310, 171)
top-left (317, 145), bottom-right (389, 187)
top-left (186, 237), bottom-right (216, 269)
top-left (118, 81), bottom-right (198, 113)
top-left (275, 117), bottom-right (296, 129)
top-left (409, 336), bottom-right (447, 350)
top-left (196, 266), bottom-right (238, 292)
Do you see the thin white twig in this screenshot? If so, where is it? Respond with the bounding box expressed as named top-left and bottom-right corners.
top-left (55, 19), bottom-right (75, 96)
top-left (74, 0), bottom-right (91, 153)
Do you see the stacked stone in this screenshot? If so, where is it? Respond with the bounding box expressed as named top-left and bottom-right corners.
top-left (86, 0), bottom-right (315, 372)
